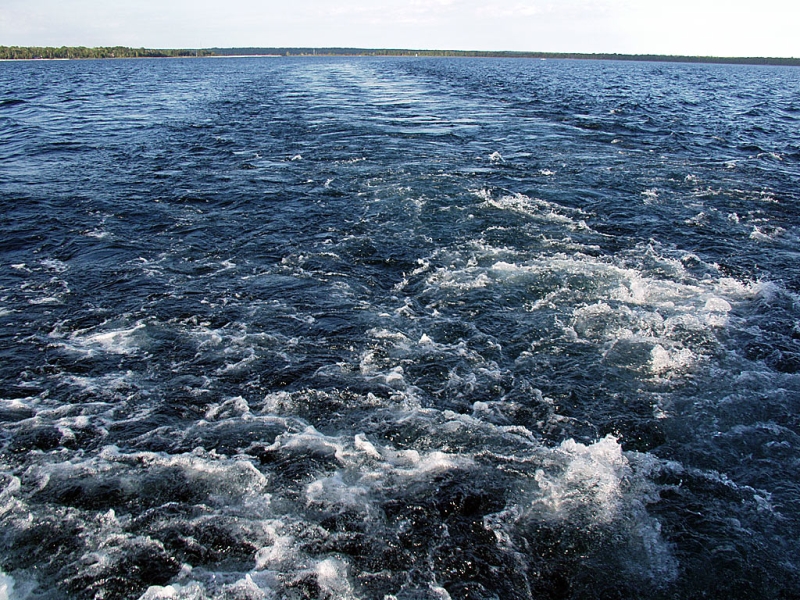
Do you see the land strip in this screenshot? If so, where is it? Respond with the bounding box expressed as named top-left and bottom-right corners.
top-left (2, 45), bottom-right (798, 66)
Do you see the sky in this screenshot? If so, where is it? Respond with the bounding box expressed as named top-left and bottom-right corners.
top-left (1, 0), bottom-right (798, 58)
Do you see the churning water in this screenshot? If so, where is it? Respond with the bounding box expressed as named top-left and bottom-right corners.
top-left (1, 56), bottom-right (800, 599)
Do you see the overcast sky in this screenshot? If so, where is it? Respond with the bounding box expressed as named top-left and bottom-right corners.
top-left (1, 0), bottom-right (797, 57)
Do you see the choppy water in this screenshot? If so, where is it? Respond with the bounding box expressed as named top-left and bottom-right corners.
top-left (1, 56), bottom-right (800, 600)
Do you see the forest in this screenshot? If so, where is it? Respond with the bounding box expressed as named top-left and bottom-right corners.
top-left (210, 47), bottom-right (800, 65)
top-left (0, 46), bottom-right (212, 60)
top-left (2, 45), bottom-right (798, 66)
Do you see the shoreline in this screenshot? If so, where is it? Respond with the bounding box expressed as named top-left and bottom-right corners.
top-left (1, 46), bottom-right (798, 67)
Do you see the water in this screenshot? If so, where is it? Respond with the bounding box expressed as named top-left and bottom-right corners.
top-left (1, 56), bottom-right (799, 599)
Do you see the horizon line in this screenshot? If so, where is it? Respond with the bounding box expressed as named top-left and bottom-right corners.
top-left (1, 45), bottom-right (798, 65)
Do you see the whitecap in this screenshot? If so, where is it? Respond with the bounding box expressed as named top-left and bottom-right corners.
top-left (531, 435), bottom-right (628, 523)
top-left (0, 571), bottom-right (16, 600)
top-left (63, 323), bottom-right (146, 356)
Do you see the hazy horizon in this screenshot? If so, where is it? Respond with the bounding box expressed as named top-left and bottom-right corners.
top-left (1, 0), bottom-right (797, 59)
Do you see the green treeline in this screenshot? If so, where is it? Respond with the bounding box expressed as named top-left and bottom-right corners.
top-left (0, 46), bottom-right (213, 60)
top-left (210, 47), bottom-right (800, 66)
top-left (1, 45), bottom-right (798, 66)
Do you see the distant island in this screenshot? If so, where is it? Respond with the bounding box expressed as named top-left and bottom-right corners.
top-left (1, 45), bottom-right (798, 66)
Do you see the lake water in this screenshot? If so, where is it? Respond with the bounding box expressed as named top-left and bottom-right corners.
top-left (1, 56), bottom-right (800, 599)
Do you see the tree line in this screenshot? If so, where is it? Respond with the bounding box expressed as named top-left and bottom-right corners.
top-left (2, 46), bottom-right (798, 66)
top-left (0, 46), bottom-right (213, 60)
top-left (208, 47), bottom-right (800, 65)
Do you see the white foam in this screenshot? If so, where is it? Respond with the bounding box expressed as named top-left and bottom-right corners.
top-left (426, 267), bottom-right (491, 290)
top-left (367, 328), bottom-right (412, 348)
top-left (0, 398), bottom-right (32, 413)
top-left (354, 433), bottom-right (381, 459)
top-left (704, 296), bottom-right (732, 313)
top-left (478, 190), bottom-right (586, 230)
top-left (204, 396), bottom-right (250, 421)
top-left (306, 472), bottom-right (369, 508)
top-left (138, 583), bottom-right (206, 600)
top-left (532, 435), bottom-right (628, 523)
top-left (384, 366), bottom-right (405, 385)
top-left (0, 572), bottom-right (15, 600)
top-left (82, 326), bottom-right (144, 354)
top-left (254, 534), bottom-right (297, 571)
top-left (255, 545), bottom-right (353, 598)
top-left (28, 296), bottom-right (61, 305)
top-left (315, 558), bottom-right (353, 597)
top-left (650, 344), bottom-right (696, 376)
top-left (750, 225), bottom-right (784, 242)
top-left (58, 323), bottom-right (146, 356)
top-left (261, 391), bottom-right (295, 414)
top-left (479, 435), bottom-right (678, 582)
top-left (428, 585), bottom-right (453, 600)
top-left (61, 372), bottom-right (135, 395)
top-left (392, 449), bottom-right (473, 476)
top-left (139, 577), bottom-right (272, 600)
top-left (270, 426), bottom-right (346, 464)
top-left (642, 189), bottom-right (659, 204)
top-left (411, 241), bottom-right (750, 380)
top-left (217, 348), bottom-right (257, 374)
top-left (40, 258), bottom-right (68, 273)
top-left (92, 446), bottom-right (271, 505)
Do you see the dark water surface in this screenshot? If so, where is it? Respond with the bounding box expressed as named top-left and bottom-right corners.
top-left (1, 56), bottom-right (800, 599)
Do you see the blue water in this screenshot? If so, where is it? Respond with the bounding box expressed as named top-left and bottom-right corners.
top-left (1, 56), bottom-right (800, 599)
